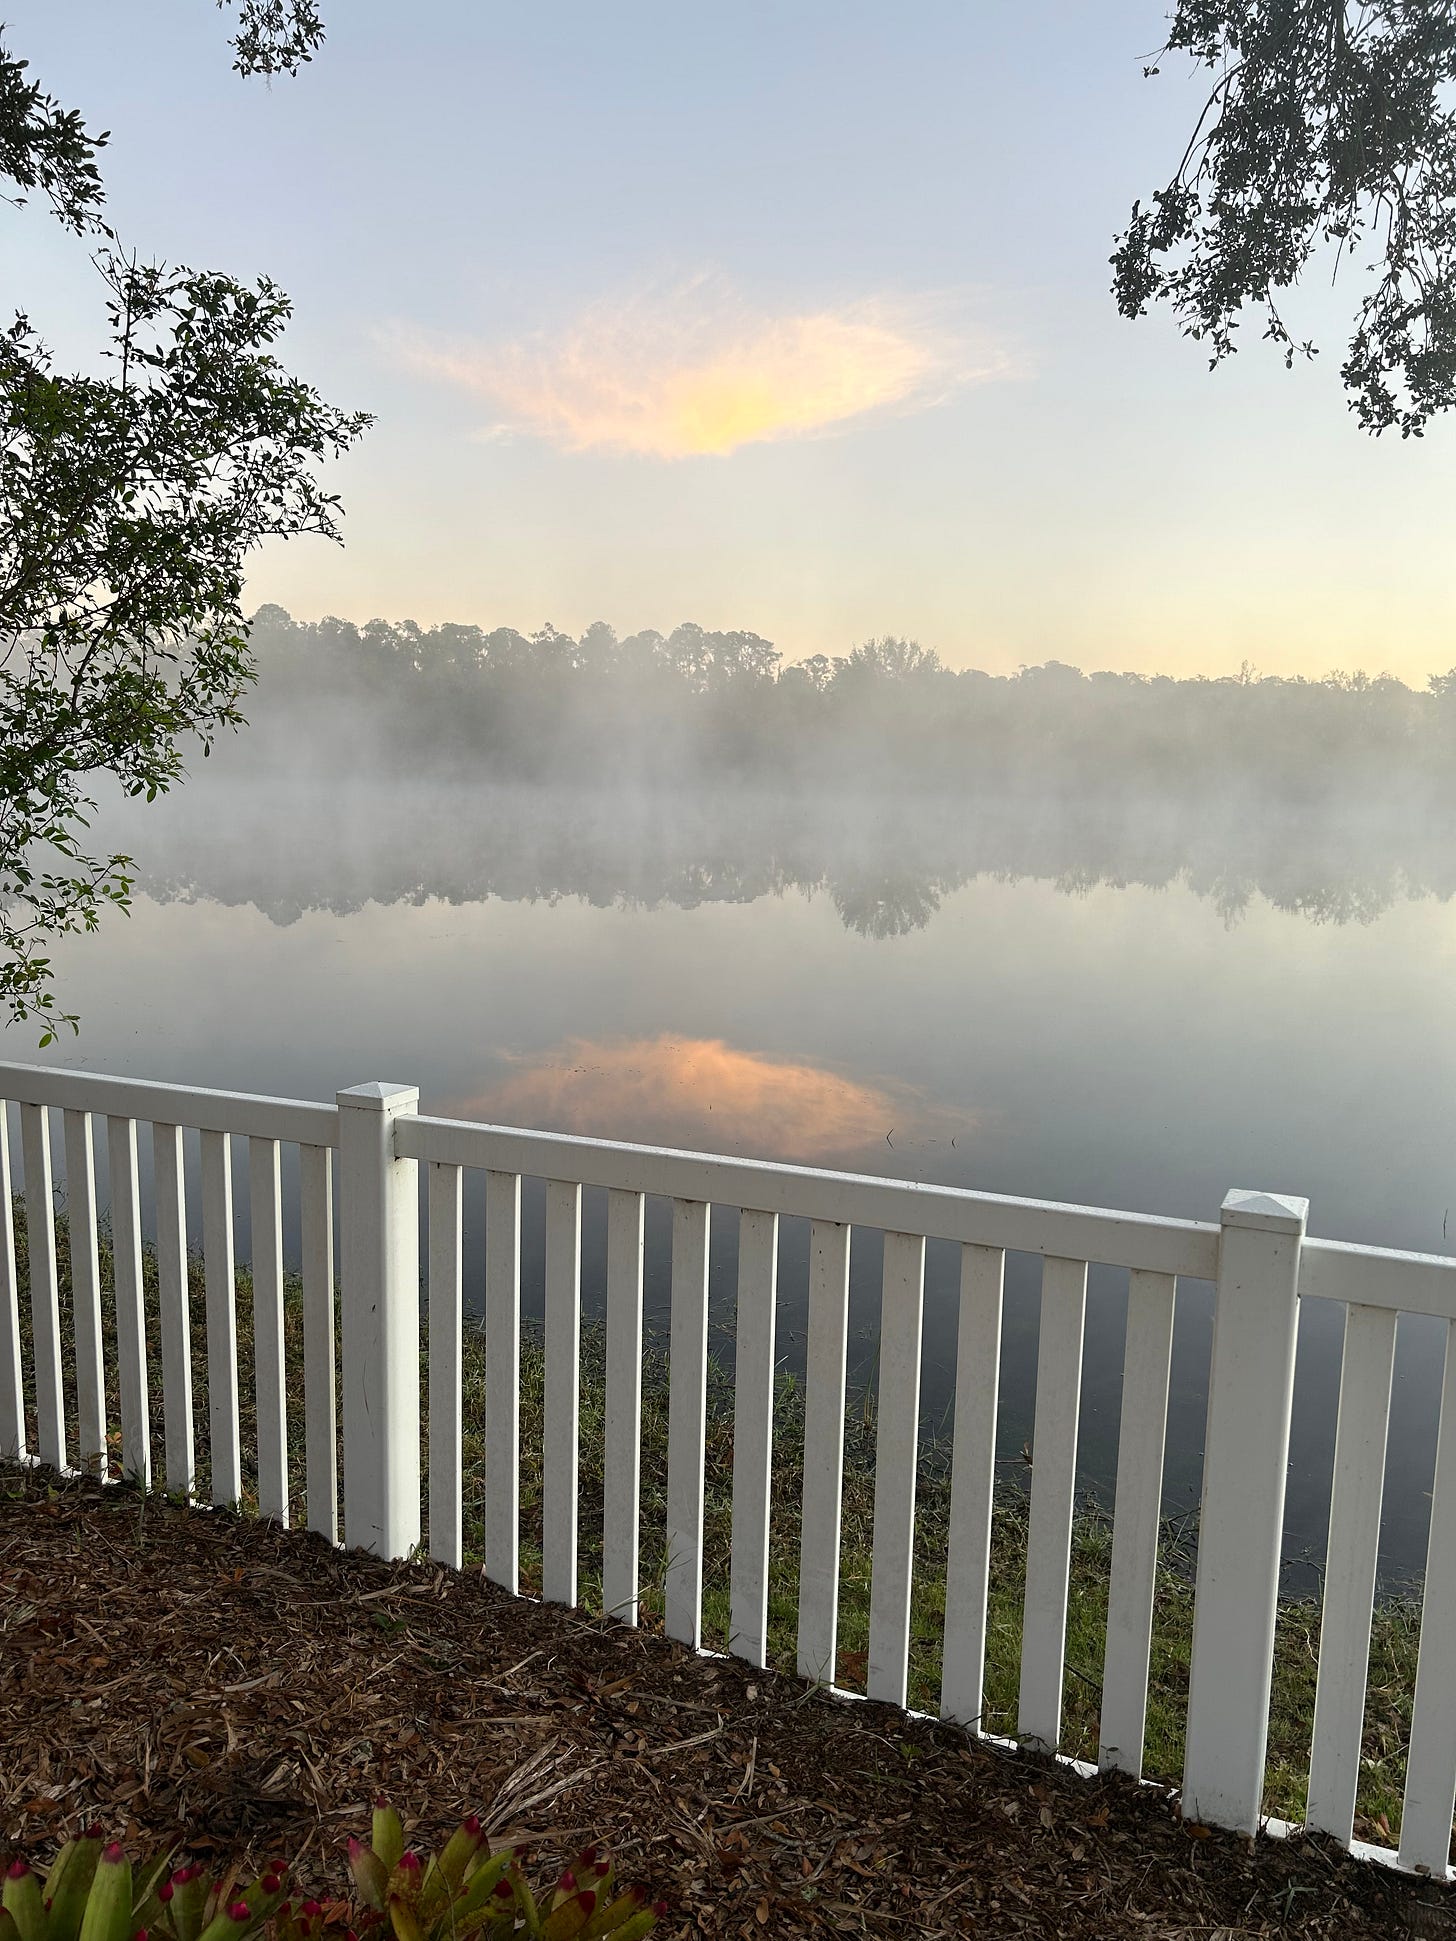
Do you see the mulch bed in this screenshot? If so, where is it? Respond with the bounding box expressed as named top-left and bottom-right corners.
top-left (0, 1466), bottom-right (1449, 1939)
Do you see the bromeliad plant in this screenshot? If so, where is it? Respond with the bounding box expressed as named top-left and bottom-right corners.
top-left (342, 1801), bottom-right (665, 1941)
top-left (0, 1808), bottom-right (664, 1941)
top-left (1, 1838), bottom-right (288, 1941)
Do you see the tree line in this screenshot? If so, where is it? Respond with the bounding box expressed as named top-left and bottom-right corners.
top-left (233, 605), bottom-right (1456, 803)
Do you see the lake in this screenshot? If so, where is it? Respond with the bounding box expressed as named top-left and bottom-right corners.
top-left (7, 775), bottom-right (1456, 1590)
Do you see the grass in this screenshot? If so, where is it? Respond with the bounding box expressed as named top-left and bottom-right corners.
top-left (5, 1194), bottom-right (1423, 1841)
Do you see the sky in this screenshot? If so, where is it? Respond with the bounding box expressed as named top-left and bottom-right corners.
top-left (7, 1), bottom-right (1456, 683)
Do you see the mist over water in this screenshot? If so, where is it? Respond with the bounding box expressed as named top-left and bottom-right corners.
top-left (13, 607), bottom-right (1456, 1591)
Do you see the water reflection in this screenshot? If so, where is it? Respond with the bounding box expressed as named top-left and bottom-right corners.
top-left (446, 1033), bottom-right (970, 1160)
top-left (86, 777), bottom-right (1456, 939)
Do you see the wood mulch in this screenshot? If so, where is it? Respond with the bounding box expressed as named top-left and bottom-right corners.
top-left (0, 1466), bottom-right (1449, 1940)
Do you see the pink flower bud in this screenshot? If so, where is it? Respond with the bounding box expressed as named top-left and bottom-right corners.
top-left (132, 1928), bottom-right (148, 1941)
top-left (652, 1902), bottom-right (669, 1917)
top-left (6, 1863), bottom-right (29, 1881)
top-left (227, 1903), bottom-right (251, 1923)
top-left (492, 1881), bottom-right (513, 1901)
top-left (461, 1817), bottom-right (481, 1838)
top-left (261, 1877), bottom-right (282, 1896)
top-left (157, 1883), bottom-right (174, 1904)
top-left (576, 1848), bottom-right (598, 1869)
top-left (300, 1902), bottom-right (322, 1919)
top-left (558, 1872), bottom-right (576, 1893)
top-left (396, 1855), bottom-right (420, 1877)
top-left (102, 1846), bottom-right (126, 1866)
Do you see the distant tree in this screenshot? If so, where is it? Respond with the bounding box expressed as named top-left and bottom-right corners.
top-left (1, 4), bottom-right (362, 1038)
top-left (1115, 3), bottom-right (1456, 435)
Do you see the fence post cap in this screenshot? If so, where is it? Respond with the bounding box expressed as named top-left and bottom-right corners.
top-left (1220, 1188), bottom-right (1309, 1234)
top-left (337, 1082), bottom-right (420, 1113)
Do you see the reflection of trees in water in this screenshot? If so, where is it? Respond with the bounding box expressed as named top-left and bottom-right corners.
top-left (105, 780), bottom-right (1456, 940)
top-left (830, 875), bottom-right (944, 938)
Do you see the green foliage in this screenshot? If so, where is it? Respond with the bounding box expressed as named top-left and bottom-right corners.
top-left (0, 44), bottom-right (106, 233)
top-left (0, 1812), bottom-right (664, 1941)
top-left (223, 4), bottom-right (327, 79)
top-left (0, 14), bottom-right (366, 1038)
top-left (343, 1803), bottom-right (664, 1941)
top-left (1114, 3), bottom-right (1456, 435)
top-left (1, 1837), bottom-right (287, 1941)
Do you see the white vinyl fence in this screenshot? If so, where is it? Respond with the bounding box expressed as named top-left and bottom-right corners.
top-left (2, 1058), bottom-right (1455, 1881)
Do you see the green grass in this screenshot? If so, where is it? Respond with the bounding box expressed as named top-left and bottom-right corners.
top-left (5, 1195), bottom-right (1422, 1840)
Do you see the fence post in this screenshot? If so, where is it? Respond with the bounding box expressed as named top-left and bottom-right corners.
top-left (338, 1082), bottom-right (421, 1559)
top-left (1182, 1188), bottom-right (1307, 1834)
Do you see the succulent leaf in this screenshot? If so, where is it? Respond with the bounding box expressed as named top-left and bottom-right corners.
top-left (434, 1822), bottom-right (482, 1895)
top-left (2, 1864), bottom-right (46, 1941)
top-left (40, 1839), bottom-right (102, 1941)
top-left (167, 1869), bottom-right (210, 1941)
top-left (343, 1850), bottom-right (386, 1919)
top-left (369, 1811), bottom-right (403, 1878)
top-left (602, 1914), bottom-right (658, 1941)
top-left (540, 1891), bottom-right (596, 1941)
top-left (454, 1854), bottom-right (512, 1921)
top-left (579, 1888), bottom-right (646, 1939)
top-left (76, 1848), bottom-right (133, 1941)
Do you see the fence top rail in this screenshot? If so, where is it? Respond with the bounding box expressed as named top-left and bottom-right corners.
top-left (398, 1111), bottom-right (1221, 1277)
top-left (7, 1059), bottom-right (1453, 1308)
top-left (1299, 1235), bottom-right (1456, 1325)
top-left (0, 1060), bottom-right (337, 1149)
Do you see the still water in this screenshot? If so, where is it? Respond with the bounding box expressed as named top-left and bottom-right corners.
top-left (8, 779), bottom-right (1456, 1590)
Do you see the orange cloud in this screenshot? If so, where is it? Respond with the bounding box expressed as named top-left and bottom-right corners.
top-left (392, 279), bottom-right (1008, 458)
top-left (444, 1034), bottom-right (969, 1164)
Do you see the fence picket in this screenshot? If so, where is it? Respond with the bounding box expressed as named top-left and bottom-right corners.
top-left (730, 1208), bottom-right (779, 1666)
top-left (248, 1137), bottom-right (287, 1522)
top-left (604, 1187), bottom-right (646, 1624)
top-left (544, 1178), bottom-right (583, 1606)
top-left (426, 1161), bottom-right (463, 1568)
top-left (1183, 1192), bottom-right (1306, 1834)
top-left (1398, 1317), bottom-right (1456, 1875)
top-left (0, 1103), bottom-right (20, 1461)
top-left (798, 1220), bottom-right (852, 1685)
top-left (153, 1123), bottom-right (194, 1496)
top-left (941, 1243), bottom-right (1005, 1728)
top-left (20, 1104), bottom-right (64, 1471)
top-left (1099, 1268), bottom-right (1176, 1776)
top-left (64, 1108), bottom-right (107, 1477)
top-left (1306, 1301), bottom-right (1396, 1844)
top-left (484, 1169), bottom-right (522, 1591)
top-left (300, 1143), bottom-right (337, 1542)
top-left (107, 1117), bottom-right (150, 1489)
top-left (201, 1129), bottom-right (241, 1506)
top-left (868, 1231), bottom-right (926, 1707)
top-left (666, 1197), bottom-right (710, 1647)
top-left (1019, 1255), bottom-right (1088, 1751)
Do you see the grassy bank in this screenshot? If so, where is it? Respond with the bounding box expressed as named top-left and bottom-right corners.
top-left (6, 1196), bottom-right (1421, 1841)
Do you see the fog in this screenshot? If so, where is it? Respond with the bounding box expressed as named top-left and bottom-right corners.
top-left (80, 605), bottom-right (1456, 936)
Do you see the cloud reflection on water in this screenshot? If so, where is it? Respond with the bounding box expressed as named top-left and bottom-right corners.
top-left (445, 1032), bottom-right (971, 1163)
